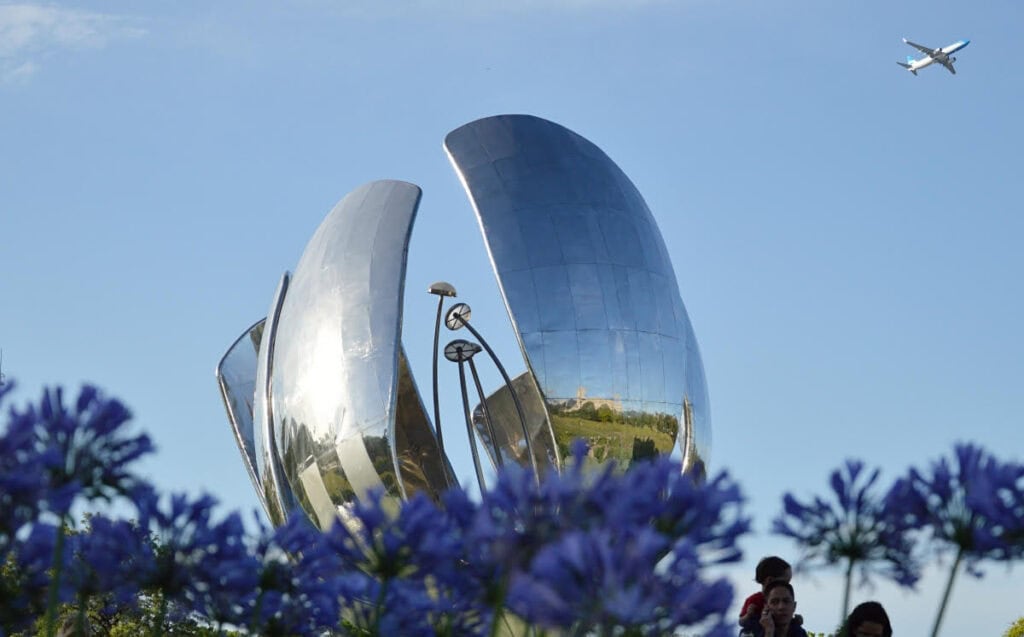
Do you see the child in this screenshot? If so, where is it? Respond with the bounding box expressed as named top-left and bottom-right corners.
top-left (739, 556), bottom-right (802, 631)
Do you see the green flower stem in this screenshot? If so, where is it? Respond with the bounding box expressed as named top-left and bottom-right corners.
top-left (44, 519), bottom-right (68, 637)
top-left (930, 548), bottom-right (963, 637)
top-left (840, 557), bottom-right (854, 626)
top-left (371, 578), bottom-right (389, 635)
top-left (487, 579), bottom-right (509, 637)
top-left (76, 594), bottom-right (88, 636)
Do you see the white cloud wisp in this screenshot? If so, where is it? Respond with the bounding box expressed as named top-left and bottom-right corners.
top-left (0, 3), bottom-right (145, 83)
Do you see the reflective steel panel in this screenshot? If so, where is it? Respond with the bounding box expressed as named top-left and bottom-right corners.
top-left (445, 114), bottom-right (711, 471)
top-left (215, 319), bottom-right (267, 511)
top-left (253, 273), bottom-right (303, 526)
top-left (472, 371), bottom-right (558, 473)
top-left (269, 180), bottom-right (448, 529)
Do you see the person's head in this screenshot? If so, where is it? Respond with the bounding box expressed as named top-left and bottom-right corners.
top-left (754, 555), bottom-right (793, 589)
top-left (763, 580), bottom-right (797, 628)
top-left (840, 601), bottom-right (892, 637)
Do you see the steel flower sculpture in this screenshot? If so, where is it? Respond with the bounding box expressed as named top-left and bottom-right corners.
top-left (216, 115), bottom-right (712, 530)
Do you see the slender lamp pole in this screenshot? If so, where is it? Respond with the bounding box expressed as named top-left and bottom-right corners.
top-left (446, 303), bottom-right (540, 482)
top-left (427, 282), bottom-right (456, 461)
top-left (445, 339), bottom-right (488, 491)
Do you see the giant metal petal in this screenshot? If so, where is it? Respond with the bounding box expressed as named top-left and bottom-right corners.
top-left (445, 114), bottom-right (710, 472)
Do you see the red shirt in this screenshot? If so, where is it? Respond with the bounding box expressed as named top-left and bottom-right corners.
top-left (740, 591), bottom-right (765, 617)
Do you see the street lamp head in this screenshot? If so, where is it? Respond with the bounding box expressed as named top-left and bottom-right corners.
top-left (428, 281), bottom-right (457, 297)
top-left (444, 339), bottom-right (481, 363)
top-left (445, 303), bottom-right (472, 330)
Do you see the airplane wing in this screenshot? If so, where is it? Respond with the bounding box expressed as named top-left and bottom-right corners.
top-left (903, 38), bottom-right (935, 56)
top-left (942, 58), bottom-right (957, 74)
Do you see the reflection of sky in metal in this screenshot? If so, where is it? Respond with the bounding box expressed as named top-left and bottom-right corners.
top-left (445, 115), bottom-right (710, 468)
top-left (215, 319), bottom-right (266, 511)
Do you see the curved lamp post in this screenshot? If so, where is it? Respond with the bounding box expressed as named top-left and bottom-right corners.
top-left (445, 302), bottom-right (540, 482)
top-left (444, 338), bottom-right (489, 491)
top-left (428, 281), bottom-right (457, 461)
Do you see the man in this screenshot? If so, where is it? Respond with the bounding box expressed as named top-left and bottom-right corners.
top-left (752, 581), bottom-right (808, 637)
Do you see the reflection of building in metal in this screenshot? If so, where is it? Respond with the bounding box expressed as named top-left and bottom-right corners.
top-left (216, 115), bottom-right (710, 529)
top-left (565, 386), bottom-right (623, 413)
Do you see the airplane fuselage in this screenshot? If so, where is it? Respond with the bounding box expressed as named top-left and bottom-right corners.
top-left (900, 38), bottom-right (969, 75)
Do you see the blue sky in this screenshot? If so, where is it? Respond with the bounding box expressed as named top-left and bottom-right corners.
top-left (2, 0), bottom-right (1022, 633)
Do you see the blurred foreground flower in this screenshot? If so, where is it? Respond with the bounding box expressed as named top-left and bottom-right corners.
top-left (2, 382), bottom-right (749, 637)
top-left (328, 441), bottom-right (750, 636)
top-left (1, 383), bottom-right (154, 637)
top-left (885, 442), bottom-right (1024, 637)
top-left (773, 459), bottom-right (919, 626)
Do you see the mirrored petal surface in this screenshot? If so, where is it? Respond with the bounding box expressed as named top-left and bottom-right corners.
top-left (215, 319), bottom-right (267, 511)
top-left (395, 346), bottom-right (453, 495)
top-left (270, 180), bottom-right (447, 528)
top-left (472, 370), bottom-right (558, 473)
top-left (254, 272), bottom-right (303, 526)
top-left (445, 114), bottom-right (711, 471)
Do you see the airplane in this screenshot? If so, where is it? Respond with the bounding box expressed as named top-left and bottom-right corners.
top-left (898, 38), bottom-right (970, 75)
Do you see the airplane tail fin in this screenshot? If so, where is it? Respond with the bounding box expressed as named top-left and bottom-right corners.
top-left (896, 61), bottom-right (918, 75)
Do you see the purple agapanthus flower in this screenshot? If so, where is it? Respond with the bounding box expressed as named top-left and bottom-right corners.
top-left (1, 382), bottom-right (157, 635)
top-left (244, 512), bottom-right (345, 637)
top-left (0, 521), bottom-right (65, 634)
top-left (460, 441), bottom-right (746, 636)
top-left (885, 442), bottom-right (1024, 574)
top-left (324, 489), bottom-right (493, 635)
top-left (5, 384), bottom-right (154, 517)
top-left (5, 380), bottom-right (749, 636)
top-left (133, 487), bottom-right (259, 631)
top-left (773, 459), bottom-right (922, 586)
top-left (884, 442), bottom-right (1024, 637)
top-left (63, 515), bottom-right (155, 608)
top-left (610, 453), bottom-right (749, 567)
top-left (1, 382), bottom-right (52, 549)
top-left (773, 459), bottom-right (919, 623)
top-left (506, 527), bottom-right (734, 635)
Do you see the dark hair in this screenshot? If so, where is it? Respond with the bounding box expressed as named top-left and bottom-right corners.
top-left (754, 556), bottom-right (792, 583)
top-left (763, 580), bottom-right (795, 600)
top-left (837, 601), bottom-right (892, 637)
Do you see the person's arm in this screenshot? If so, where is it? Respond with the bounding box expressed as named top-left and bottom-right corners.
top-left (739, 605), bottom-right (758, 627)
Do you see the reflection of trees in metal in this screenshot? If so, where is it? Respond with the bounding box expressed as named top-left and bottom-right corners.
top-left (216, 116), bottom-right (711, 529)
top-left (547, 401), bottom-right (678, 468)
top-left (394, 350), bottom-right (453, 495)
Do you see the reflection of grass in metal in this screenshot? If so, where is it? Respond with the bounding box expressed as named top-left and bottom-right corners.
top-left (321, 471), bottom-right (355, 505)
top-left (365, 436), bottom-right (401, 495)
top-left (550, 414), bottom-right (674, 467)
